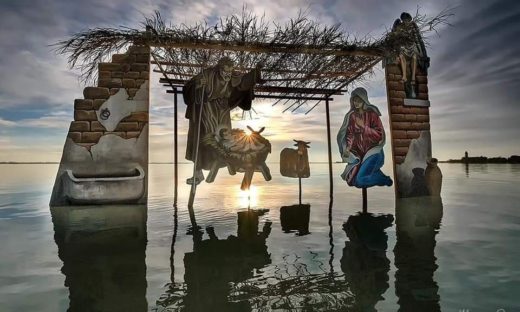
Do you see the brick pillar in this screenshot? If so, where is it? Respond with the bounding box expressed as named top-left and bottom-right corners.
top-left (385, 62), bottom-right (432, 198)
top-left (50, 45), bottom-right (151, 206)
top-left (67, 46), bottom-right (150, 148)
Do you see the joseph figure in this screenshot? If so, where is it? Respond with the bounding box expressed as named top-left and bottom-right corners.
top-left (183, 57), bottom-right (262, 184)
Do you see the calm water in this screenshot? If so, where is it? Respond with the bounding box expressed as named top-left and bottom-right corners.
top-left (0, 163), bottom-right (519, 311)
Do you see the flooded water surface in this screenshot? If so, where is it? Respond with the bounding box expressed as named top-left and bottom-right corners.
top-left (0, 163), bottom-right (519, 311)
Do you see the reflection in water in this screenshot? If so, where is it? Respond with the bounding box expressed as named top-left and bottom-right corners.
top-left (51, 205), bottom-right (148, 312)
top-left (280, 204), bottom-right (311, 236)
top-left (394, 196), bottom-right (443, 311)
top-left (230, 255), bottom-right (353, 310)
top-left (225, 201), bottom-right (352, 311)
top-left (157, 209), bottom-right (271, 311)
top-left (341, 213), bottom-right (394, 312)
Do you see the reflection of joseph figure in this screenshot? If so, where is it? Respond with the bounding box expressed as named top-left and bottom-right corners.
top-left (183, 57), bottom-right (262, 184)
top-left (337, 87), bottom-right (393, 188)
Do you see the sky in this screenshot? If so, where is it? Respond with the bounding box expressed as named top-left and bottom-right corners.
top-left (0, 0), bottom-right (519, 162)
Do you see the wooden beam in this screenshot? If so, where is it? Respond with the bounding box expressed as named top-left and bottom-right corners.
top-left (152, 66), bottom-right (358, 77)
top-left (255, 94), bottom-right (334, 101)
top-left (165, 90), bottom-right (333, 101)
top-left (304, 58), bottom-right (382, 114)
top-left (255, 85), bottom-right (344, 95)
top-left (151, 39), bottom-right (383, 57)
top-left (160, 78), bottom-right (345, 95)
top-left (153, 70), bottom-right (358, 81)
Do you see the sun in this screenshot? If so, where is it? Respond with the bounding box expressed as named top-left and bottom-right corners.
top-left (238, 185), bottom-right (260, 208)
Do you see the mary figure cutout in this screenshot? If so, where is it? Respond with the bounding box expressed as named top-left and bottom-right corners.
top-left (337, 87), bottom-right (393, 188)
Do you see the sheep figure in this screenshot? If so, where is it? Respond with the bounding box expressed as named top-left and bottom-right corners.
top-left (280, 140), bottom-right (311, 178)
top-left (202, 126), bottom-right (272, 190)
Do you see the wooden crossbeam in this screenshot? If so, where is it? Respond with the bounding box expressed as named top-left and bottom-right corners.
top-left (165, 89), bottom-right (333, 101)
top-left (153, 69), bottom-right (358, 81)
top-left (159, 78), bottom-right (345, 95)
top-left (152, 64), bottom-right (358, 76)
top-left (149, 39), bottom-right (382, 57)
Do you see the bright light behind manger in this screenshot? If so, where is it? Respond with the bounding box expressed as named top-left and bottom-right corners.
top-left (238, 185), bottom-right (260, 208)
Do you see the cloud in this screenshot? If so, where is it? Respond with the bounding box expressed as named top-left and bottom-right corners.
top-left (0, 118), bottom-right (16, 127)
top-left (1, 0), bottom-right (519, 162)
top-left (19, 115), bottom-right (71, 130)
top-left (0, 51), bottom-right (82, 110)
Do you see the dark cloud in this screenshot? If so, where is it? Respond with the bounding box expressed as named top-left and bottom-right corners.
top-left (422, 0), bottom-right (520, 158)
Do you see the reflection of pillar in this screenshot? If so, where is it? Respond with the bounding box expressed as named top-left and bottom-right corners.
top-left (280, 204), bottom-right (310, 236)
top-left (51, 205), bottom-right (148, 312)
top-left (394, 197), bottom-right (443, 311)
top-left (341, 213), bottom-right (393, 311)
top-left (182, 210), bottom-right (271, 311)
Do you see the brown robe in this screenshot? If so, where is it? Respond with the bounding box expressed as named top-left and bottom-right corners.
top-left (183, 66), bottom-right (260, 170)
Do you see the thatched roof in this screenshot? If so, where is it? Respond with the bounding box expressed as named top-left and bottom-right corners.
top-left (54, 9), bottom-right (452, 112)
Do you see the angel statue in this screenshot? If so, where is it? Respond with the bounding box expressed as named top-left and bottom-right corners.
top-left (392, 12), bottom-right (429, 98)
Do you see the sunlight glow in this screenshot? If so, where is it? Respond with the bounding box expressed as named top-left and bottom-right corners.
top-left (238, 185), bottom-right (260, 208)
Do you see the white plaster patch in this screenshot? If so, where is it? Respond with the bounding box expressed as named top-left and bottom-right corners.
top-left (96, 81), bottom-right (149, 131)
top-left (396, 131), bottom-right (432, 196)
top-left (90, 125), bottom-right (148, 163)
top-left (404, 99), bottom-right (430, 107)
top-left (62, 138), bottom-right (93, 163)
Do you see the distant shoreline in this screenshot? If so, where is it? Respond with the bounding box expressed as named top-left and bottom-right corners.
top-left (1, 161), bottom-right (337, 164)
top-left (2, 157), bottom-right (519, 165)
top-left (0, 162), bottom-right (60, 164)
top-left (439, 155), bottom-right (520, 164)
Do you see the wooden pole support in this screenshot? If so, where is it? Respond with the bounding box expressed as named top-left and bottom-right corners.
top-left (299, 177), bottom-right (302, 205)
top-left (325, 97), bottom-right (334, 200)
top-left (362, 188), bottom-right (367, 213)
top-left (188, 85), bottom-right (205, 208)
top-left (174, 90), bottom-right (179, 205)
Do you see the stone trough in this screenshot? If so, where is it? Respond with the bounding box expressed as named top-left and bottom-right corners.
top-left (61, 166), bottom-right (145, 204)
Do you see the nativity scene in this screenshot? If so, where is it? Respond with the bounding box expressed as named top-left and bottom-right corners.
top-left (4, 2), bottom-right (519, 311)
top-left (49, 9), bottom-right (448, 208)
top-left (37, 6), bottom-right (457, 311)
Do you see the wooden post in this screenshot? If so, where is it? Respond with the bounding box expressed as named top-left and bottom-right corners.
top-left (188, 85), bottom-right (205, 208)
top-left (173, 90), bottom-right (178, 205)
top-left (362, 188), bottom-right (367, 213)
top-left (187, 204), bottom-right (199, 234)
top-left (325, 97), bottom-right (334, 200)
top-left (169, 203), bottom-right (178, 283)
top-left (328, 198), bottom-right (334, 274)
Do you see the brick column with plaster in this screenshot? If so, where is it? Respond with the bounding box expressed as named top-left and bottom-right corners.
top-left (67, 46), bottom-right (150, 148)
top-left (50, 45), bottom-right (151, 206)
top-left (385, 62), bottom-right (433, 197)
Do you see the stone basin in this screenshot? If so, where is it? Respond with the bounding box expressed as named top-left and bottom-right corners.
top-left (61, 166), bottom-right (145, 204)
